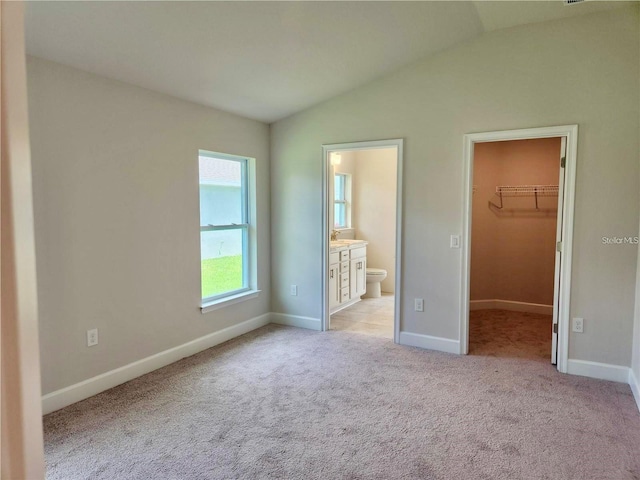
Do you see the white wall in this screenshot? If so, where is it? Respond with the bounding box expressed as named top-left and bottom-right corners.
top-left (632, 217), bottom-right (640, 402)
top-left (271, 7), bottom-right (639, 366)
top-left (27, 57), bottom-right (271, 395)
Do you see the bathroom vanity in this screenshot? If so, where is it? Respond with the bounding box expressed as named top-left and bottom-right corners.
top-left (329, 240), bottom-right (367, 314)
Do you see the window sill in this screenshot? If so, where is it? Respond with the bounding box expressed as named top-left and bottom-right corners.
top-left (201, 290), bottom-right (261, 314)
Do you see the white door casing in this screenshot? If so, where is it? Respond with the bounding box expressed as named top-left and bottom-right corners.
top-left (551, 137), bottom-right (567, 364)
top-left (461, 125), bottom-right (578, 374)
top-left (321, 139), bottom-right (404, 342)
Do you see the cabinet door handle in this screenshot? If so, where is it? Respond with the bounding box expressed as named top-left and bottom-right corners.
top-left (330, 270), bottom-right (334, 279)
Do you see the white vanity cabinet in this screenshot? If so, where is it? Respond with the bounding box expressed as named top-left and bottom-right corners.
top-left (329, 241), bottom-right (367, 314)
top-left (328, 252), bottom-right (340, 310)
top-left (350, 246), bottom-right (367, 299)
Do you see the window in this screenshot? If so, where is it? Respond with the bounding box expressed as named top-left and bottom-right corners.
top-left (199, 151), bottom-right (253, 304)
top-left (334, 173), bottom-right (351, 228)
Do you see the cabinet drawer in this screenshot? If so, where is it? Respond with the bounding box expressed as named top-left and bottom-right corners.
top-left (340, 272), bottom-right (349, 286)
top-left (350, 246), bottom-right (366, 259)
top-left (341, 287), bottom-right (350, 301)
top-left (329, 252), bottom-right (340, 264)
top-left (340, 250), bottom-right (350, 261)
top-left (340, 261), bottom-right (349, 273)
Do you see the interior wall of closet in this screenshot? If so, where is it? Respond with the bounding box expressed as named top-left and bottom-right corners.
top-left (471, 138), bottom-right (561, 307)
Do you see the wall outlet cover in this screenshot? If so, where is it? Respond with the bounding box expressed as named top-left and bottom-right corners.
top-left (572, 317), bottom-right (584, 333)
top-left (87, 328), bottom-right (99, 347)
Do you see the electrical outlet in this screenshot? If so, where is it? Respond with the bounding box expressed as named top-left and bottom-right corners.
top-left (415, 298), bottom-right (424, 312)
top-left (572, 318), bottom-right (584, 333)
top-left (450, 235), bottom-right (461, 248)
top-left (87, 328), bottom-right (99, 347)
top-left (290, 285), bottom-right (297, 296)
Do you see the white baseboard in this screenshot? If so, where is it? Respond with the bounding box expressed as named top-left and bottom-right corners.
top-left (42, 310), bottom-right (639, 416)
top-left (270, 313), bottom-right (322, 331)
top-left (399, 331), bottom-right (460, 355)
top-left (42, 313), bottom-right (271, 415)
top-left (470, 299), bottom-right (553, 316)
top-left (330, 297), bottom-right (360, 315)
top-left (629, 369), bottom-right (640, 412)
top-left (470, 300), bottom-right (501, 311)
top-left (566, 359), bottom-right (629, 383)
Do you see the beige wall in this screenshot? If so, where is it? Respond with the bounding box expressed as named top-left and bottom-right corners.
top-left (27, 57), bottom-right (271, 395)
top-left (335, 148), bottom-right (397, 293)
top-left (471, 138), bottom-right (560, 305)
top-left (271, 7), bottom-right (639, 366)
top-left (353, 149), bottom-right (397, 293)
top-left (1, 2), bottom-right (45, 477)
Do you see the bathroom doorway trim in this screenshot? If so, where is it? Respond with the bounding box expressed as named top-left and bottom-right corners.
top-left (461, 125), bottom-right (578, 374)
top-left (321, 139), bottom-right (404, 343)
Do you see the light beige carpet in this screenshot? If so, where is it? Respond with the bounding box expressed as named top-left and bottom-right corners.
top-left (469, 309), bottom-right (552, 360)
top-left (44, 324), bottom-right (640, 479)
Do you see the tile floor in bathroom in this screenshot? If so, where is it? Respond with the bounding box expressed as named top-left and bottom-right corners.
top-left (330, 293), bottom-right (395, 338)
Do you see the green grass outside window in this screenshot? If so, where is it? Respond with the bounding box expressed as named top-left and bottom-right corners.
top-left (201, 255), bottom-right (243, 299)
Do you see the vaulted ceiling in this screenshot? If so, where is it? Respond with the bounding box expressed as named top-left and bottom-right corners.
top-left (25, 1), bottom-right (627, 123)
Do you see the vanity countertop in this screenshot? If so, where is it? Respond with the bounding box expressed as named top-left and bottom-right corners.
top-left (329, 239), bottom-right (368, 252)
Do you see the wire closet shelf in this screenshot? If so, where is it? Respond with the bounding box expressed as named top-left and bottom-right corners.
top-left (490, 184), bottom-right (559, 210)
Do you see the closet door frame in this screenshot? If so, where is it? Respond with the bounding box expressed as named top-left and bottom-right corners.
top-left (460, 125), bottom-right (578, 374)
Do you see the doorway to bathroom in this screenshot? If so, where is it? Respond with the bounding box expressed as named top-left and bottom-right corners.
top-left (321, 139), bottom-right (403, 342)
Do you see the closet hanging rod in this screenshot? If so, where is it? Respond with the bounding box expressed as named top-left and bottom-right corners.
top-left (495, 185), bottom-right (559, 196)
top-left (490, 184), bottom-right (559, 209)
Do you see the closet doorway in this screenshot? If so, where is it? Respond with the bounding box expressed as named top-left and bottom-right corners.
top-left (461, 126), bottom-right (578, 373)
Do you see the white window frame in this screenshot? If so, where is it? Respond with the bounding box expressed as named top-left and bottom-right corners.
top-left (334, 172), bottom-right (351, 229)
top-left (199, 150), bottom-right (259, 312)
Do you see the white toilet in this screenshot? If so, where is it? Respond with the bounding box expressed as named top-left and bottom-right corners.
top-left (364, 268), bottom-right (387, 298)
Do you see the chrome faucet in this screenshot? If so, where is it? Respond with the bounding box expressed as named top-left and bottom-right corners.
top-left (330, 229), bottom-right (339, 241)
